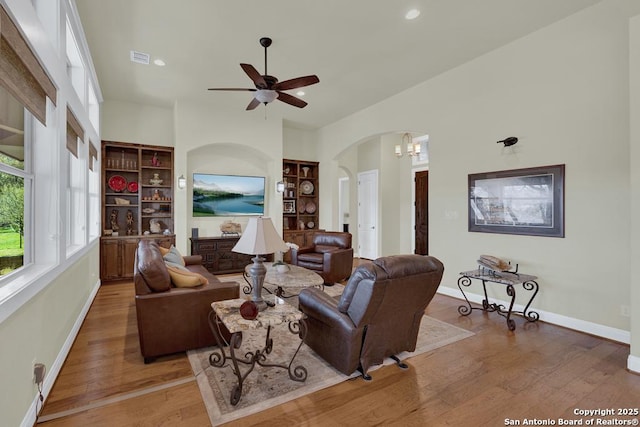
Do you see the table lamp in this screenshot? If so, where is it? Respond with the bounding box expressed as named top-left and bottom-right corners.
top-left (232, 217), bottom-right (288, 311)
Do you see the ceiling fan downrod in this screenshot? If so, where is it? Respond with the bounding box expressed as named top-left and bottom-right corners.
top-left (260, 37), bottom-right (272, 77)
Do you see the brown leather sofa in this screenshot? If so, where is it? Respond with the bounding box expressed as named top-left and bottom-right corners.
top-left (298, 254), bottom-right (444, 379)
top-left (290, 231), bottom-right (353, 284)
top-left (134, 239), bottom-right (239, 363)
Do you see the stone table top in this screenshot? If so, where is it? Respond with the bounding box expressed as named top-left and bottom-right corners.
top-left (211, 296), bottom-right (305, 334)
top-left (246, 262), bottom-right (324, 289)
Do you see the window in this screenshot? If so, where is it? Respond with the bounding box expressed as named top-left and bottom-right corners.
top-left (0, 86), bottom-right (30, 277)
top-left (65, 19), bottom-right (85, 105)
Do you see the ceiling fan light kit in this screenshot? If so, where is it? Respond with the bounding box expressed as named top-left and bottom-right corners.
top-left (208, 37), bottom-right (319, 111)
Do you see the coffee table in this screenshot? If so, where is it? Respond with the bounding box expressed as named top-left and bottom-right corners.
top-left (243, 262), bottom-right (324, 299)
top-left (207, 296), bottom-right (308, 405)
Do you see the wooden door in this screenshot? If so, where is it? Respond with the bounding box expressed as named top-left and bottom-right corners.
top-left (415, 170), bottom-right (429, 255)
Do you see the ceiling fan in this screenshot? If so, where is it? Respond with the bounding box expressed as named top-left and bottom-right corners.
top-left (208, 37), bottom-right (319, 110)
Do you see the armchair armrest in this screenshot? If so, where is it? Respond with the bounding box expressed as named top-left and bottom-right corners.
top-left (183, 255), bottom-right (203, 266)
top-left (291, 246), bottom-right (314, 264)
top-left (299, 288), bottom-right (355, 330)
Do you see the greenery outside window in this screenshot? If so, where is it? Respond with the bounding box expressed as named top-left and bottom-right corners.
top-left (0, 86), bottom-right (29, 277)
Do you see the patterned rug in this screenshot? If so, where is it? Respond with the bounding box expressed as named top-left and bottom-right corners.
top-left (188, 275), bottom-right (474, 426)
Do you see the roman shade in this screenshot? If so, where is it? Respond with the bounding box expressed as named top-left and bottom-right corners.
top-left (0, 5), bottom-right (57, 125)
top-left (89, 141), bottom-right (98, 170)
top-left (66, 107), bottom-right (83, 157)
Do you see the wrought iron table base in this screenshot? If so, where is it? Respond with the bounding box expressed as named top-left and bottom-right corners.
top-left (207, 311), bottom-right (308, 406)
top-left (243, 272), bottom-right (324, 299)
top-left (457, 274), bottom-right (540, 331)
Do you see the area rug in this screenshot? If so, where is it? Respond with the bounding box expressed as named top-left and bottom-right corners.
top-left (188, 280), bottom-right (474, 426)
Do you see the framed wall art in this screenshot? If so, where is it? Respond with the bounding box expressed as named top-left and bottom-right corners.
top-left (468, 164), bottom-right (565, 237)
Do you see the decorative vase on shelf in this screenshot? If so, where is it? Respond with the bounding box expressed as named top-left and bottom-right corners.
top-left (302, 166), bottom-right (310, 177)
top-left (150, 173), bottom-right (163, 186)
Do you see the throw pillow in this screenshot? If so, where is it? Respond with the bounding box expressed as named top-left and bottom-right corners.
top-left (158, 246), bottom-right (170, 256)
top-left (166, 265), bottom-right (209, 288)
top-left (165, 261), bottom-right (188, 271)
top-left (163, 245), bottom-right (185, 266)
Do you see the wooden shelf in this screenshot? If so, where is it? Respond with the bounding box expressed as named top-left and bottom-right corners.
top-left (100, 141), bottom-right (175, 281)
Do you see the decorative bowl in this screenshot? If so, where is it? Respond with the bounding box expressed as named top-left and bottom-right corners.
top-left (108, 175), bottom-right (127, 192)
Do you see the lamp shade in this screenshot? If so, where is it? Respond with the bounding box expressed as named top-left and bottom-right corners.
top-left (232, 217), bottom-right (288, 255)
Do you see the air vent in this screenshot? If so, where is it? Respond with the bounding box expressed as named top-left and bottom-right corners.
top-left (130, 50), bottom-right (150, 65)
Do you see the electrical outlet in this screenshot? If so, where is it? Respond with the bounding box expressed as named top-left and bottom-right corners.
top-left (621, 305), bottom-right (630, 317)
top-left (34, 363), bottom-right (45, 385)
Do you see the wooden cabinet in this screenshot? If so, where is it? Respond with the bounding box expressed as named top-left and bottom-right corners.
top-left (282, 159), bottom-right (319, 245)
top-left (100, 140), bottom-right (175, 281)
top-left (100, 235), bottom-right (174, 281)
top-left (190, 237), bottom-right (254, 274)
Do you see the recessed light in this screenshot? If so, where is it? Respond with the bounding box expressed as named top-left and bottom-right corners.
top-left (405, 9), bottom-right (420, 20)
top-left (153, 59), bottom-right (166, 67)
top-left (296, 91), bottom-right (305, 97)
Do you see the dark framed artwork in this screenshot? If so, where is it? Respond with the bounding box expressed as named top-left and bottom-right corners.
top-left (468, 164), bottom-right (565, 237)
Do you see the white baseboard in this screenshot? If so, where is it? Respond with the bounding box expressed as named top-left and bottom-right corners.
top-left (628, 354), bottom-right (640, 374)
top-left (21, 279), bottom-right (101, 427)
top-left (436, 286), bottom-right (631, 344)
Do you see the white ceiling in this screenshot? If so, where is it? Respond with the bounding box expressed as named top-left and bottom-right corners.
top-left (75, 0), bottom-right (601, 130)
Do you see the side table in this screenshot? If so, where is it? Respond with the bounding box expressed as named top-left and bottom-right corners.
top-left (457, 268), bottom-right (540, 331)
top-left (207, 297), bottom-right (308, 405)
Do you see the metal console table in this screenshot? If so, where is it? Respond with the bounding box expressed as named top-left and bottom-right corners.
top-left (457, 268), bottom-right (540, 331)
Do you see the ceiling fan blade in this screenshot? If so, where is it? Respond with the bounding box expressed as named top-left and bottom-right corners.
top-left (276, 91), bottom-right (308, 108)
top-left (273, 75), bottom-right (319, 91)
top-left (246, 97), bottom-right (261, 110)
top-left (240, 63), bottom-right (267, 88)
top-left (207, 88), bottom-right (257, 91)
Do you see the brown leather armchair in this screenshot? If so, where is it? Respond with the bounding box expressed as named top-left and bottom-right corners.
top-left (290, 231), bottom-right (353, 284)
top-left (298, 254), bottom-right (444, 379)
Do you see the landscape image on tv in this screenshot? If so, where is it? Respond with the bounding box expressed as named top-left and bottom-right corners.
top-left (192, 173), bottom-right (265, 217)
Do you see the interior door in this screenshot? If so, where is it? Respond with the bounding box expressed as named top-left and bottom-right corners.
top-left (357, 170), bottom-right (378, 260)
top-left (414, 170), bottom-right (429, 255)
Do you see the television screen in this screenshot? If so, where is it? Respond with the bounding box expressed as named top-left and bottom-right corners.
top-left (192, 173), bottom-right (265, 217)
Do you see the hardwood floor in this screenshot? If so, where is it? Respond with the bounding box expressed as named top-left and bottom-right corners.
top-left (38, 271), bottom-right (640, 426)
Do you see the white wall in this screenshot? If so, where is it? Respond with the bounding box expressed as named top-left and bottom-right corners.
top-left (173, 100), bottom-right (284, 253)
top-left (101, 100), bottom-right (173, 146)
top-left (316, 0), bottom-right (639, 360)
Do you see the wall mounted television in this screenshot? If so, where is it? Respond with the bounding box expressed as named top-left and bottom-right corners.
top-left (192, 173), bottom-right (265, 217)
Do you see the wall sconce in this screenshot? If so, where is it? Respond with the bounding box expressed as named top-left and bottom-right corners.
top-left (395, 133), bottom-right (421, 157)
top-left (177, 175), bottom-right (186, 189)
top-left (276, 181), bottom-right (285, 193)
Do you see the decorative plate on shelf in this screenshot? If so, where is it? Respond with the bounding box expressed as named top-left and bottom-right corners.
top-left (298, 200), bottom-right (306, 213)
top-left (305, 201), bottom-right (316, 214)
top-left (108, 175), bottom-right (127, 192)
top-left (127, 181), bottom-right (138, 193)
top-left (307, 221), bottom-right (315, 229)
top-left (300, 180), bottom-right (314, 195)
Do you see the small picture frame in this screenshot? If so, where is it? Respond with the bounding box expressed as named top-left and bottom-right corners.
top-left (283, 200), bottom-right (296, 214)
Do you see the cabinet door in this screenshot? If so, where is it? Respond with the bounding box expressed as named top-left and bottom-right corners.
top-left (100, 239), bottom-right (120, 280)
top-left (120, 239), bottom-right (139, 278)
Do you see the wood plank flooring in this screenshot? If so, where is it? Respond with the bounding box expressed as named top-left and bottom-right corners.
top-left (38, 271), bottom-right (640, 426)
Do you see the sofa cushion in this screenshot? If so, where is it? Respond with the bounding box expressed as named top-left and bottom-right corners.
top-left (166, 265), bottom-right (209, 288)
top-left (137, 241), bottom-right (171, 292)
top-left (163, 245), bottom-right (185, 266)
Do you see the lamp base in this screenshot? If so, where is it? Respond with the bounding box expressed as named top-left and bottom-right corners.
top-left (247, 255), bottom-right (268, 311)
